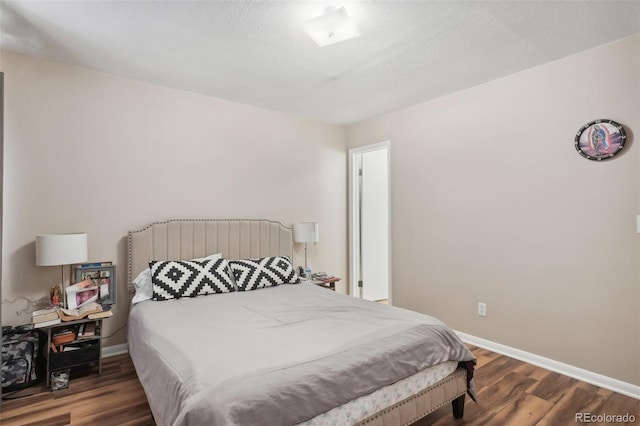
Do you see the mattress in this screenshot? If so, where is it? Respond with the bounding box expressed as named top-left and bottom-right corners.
top-left (128, 282), bottom-right (475, 426)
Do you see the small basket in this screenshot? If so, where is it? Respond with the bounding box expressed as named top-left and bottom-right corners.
top-left (52, 328), bottom-right (77, 345)
top-left (50, 368), bottom-right (70, 391)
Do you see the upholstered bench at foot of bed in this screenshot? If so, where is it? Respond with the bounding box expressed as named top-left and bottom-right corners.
top-left (355, 367), bottom-right (468, 426)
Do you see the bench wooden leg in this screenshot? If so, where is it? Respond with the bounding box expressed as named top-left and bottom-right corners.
top-left (452, 394), bottom-right (465, 419)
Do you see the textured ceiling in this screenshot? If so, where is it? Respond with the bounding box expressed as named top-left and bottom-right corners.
top-left (1, 1), bottom-right (639, 124)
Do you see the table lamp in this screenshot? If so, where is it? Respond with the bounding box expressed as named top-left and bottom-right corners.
top-left (293, 222), bottom-right (319, 278)
top-left (36, 233), bottom-right (88, 309)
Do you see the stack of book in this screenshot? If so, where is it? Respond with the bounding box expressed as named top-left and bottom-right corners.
top-left (77, 322), bottom-right (96, 339)
top-left (313, 273), bottom-right (336, 282)
top-left (31, 307), bottom-right (61, 328)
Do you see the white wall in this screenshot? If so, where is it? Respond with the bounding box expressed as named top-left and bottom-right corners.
top-left (0, 51), bottom-right (348, 346)
top-left (347, 35), bottom-right (640, 386)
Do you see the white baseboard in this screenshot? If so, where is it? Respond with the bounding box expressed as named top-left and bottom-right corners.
top-left (455, 330), bottom-right (640, 400)
top-left (102, 343), bottom-right (128, 358)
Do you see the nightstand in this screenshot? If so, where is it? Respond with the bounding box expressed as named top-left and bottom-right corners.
top-left (313, 277), bottom-right (341, 291)
top-left (41, 317), bottom-right (106, 387)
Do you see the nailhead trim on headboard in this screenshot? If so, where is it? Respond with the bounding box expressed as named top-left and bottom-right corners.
top-left (127, 219), bottom-right (294, 306)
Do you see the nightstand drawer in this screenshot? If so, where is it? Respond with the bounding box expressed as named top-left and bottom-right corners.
top-left (50, 342), bottom-right (100, 370)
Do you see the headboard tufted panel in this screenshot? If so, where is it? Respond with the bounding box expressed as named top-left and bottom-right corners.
top-left (127, 219), bottom-right (294, 304)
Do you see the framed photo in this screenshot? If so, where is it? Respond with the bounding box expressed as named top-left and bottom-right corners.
top-left (574, 119), bottom-right (626, 161)
top-left (71, 262), bottom-right (116, 309)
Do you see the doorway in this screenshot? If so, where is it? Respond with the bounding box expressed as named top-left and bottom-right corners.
top-left (349, 142), bottom-right (391, 303)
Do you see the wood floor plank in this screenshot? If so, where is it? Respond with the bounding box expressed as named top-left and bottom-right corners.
top-left (535, 386), bottom-right (607, 426)
top-left (575, 380), bottom-right (602, 394)
top-left (472, 356), bottom-right (525, 392)
top-left (77, 400), bottom-right (156, 426)
top-left (527, 371), bottom-right (578, 404)
top-left (1, 350), bottom-right (637, 425)
top-left (23, 412), bottom-right (71, 426)
top-left (514, 363), bottom-right (550, 382)
top-left (490, 393), bottom-right (554, 426)
top-left (117, 415), bottom-right (157, 426)
top-left (585, 393), bottom-right (640, 426)
top-left (463, 371), bottom-right (538, 426)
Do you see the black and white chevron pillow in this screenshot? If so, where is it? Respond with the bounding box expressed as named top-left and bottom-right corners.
top-left (150, 258), bottom-right (235, 301)
top-left (229, 256), bottom-right (300, 291)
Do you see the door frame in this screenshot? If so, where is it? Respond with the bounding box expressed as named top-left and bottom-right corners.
top-left (348, 141), bottom-right (392, 303)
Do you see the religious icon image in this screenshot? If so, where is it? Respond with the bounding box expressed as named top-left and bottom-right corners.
top-left (50, 284), bottom-right (62, 307)
top-left (575, 120), bottom-right (626, 161)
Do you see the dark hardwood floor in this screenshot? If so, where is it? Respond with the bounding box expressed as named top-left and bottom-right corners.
top-left (417, 347), bottom-right (639, 426)
top-left (0, 346), bottom-right (637, 425)
top-left (0, 354), bottom-right (154, 426)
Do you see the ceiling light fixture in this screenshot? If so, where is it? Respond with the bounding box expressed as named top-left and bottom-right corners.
top-left (303, 6), bottom-right (361, 47)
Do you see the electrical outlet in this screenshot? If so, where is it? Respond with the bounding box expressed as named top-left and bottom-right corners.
top-left (478, 302), bottom-right (487, 317)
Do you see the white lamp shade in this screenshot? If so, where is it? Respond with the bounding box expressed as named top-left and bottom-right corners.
top-left (293, 223), bottom-right (319, 243)
top-left (36, 233), bottom-right (88, 266)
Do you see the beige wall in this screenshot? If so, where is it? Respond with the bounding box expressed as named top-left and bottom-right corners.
top-left (2, 34), bottom-right (638, 386)
top-left (0, 51), bottom-right (348, 346)
top-left (347, 35), bottom-right (640, 385)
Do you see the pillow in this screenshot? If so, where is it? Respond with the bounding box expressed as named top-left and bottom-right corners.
top-left (229, 256), bottom-right (299, 291)
top-left (150, 257), bottom-right (235, 301)
top-left (131, 253), bottom-right (222, 304)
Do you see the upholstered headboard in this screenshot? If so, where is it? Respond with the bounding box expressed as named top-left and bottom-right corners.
top-left (127, 219), bottom-right (294, 304)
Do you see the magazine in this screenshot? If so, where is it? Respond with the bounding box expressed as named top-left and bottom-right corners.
top-left (65, 279), bottom-right (99, 310)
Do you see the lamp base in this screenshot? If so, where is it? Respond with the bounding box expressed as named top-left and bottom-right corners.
top-left (60, 265), bottom-right (68, 309)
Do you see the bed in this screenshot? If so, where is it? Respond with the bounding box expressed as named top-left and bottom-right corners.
top-left (127, 219), bottom-right (476, 426)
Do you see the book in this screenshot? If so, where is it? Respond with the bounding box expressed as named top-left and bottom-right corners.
top-left (88, 310), bottom-right (113, 320)
top-left (65, 279), bottom-right (99, 310)
top-left (32, 318), bottom-right (61, 328)
top-left (32, 311), bottom-right (60, 324)
top-left (53, 329), bottom-right (74, 337)
top-left (80, 322), bottom-right (96, 338)
top-left (59, 302), bottom-right (103, 322)
top-left (32, 307), bottom-right (57, 317)
top-left (75, 262), bottom-right (111, 269)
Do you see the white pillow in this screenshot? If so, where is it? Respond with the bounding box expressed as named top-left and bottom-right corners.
top-left (131, 253), bottom-right (223, 305)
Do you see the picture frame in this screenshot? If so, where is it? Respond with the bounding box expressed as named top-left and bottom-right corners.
top-left (71, 262), bottom-right (116, 309)
top-left (574, 119), bottom-right (626, 161)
